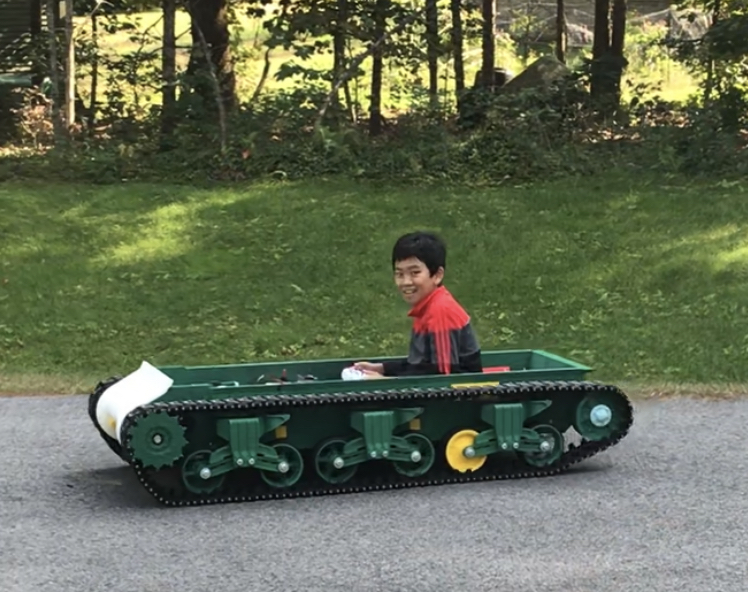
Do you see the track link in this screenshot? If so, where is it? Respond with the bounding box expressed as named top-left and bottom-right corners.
top-left (112, 379), bottom-right (633, 507)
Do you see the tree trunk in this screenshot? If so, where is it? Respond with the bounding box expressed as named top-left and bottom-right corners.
top-left (184, 0), bottom-right (236, 115)
top-left (555, 0), bottom-right (566, 63)
top-left (481, 0), bottom-right (495, 87)
top-left (332, 0), bottom-right (354, 121)
top-left (369, 0), bottom-right (387, 135)
top-left (45, 0), bottom-right (63, 143)
top-left (590, 0), bottom-right (627, 111)
top-left (704, 0), bottom-right (721, 104)
top-left (610, 0), bottom-right (627, 104)
top-left (590, 0), bottom-right (610, 103)
top-left (160, 0), bottom-right (177, 146)
top-left (450, 0), bottom-right (465, 112)
top-left (425, 0), bottom-right (439, 108)
top-left (30, 0), bottom-right (42, 84)
top-left (88, 11), bottom-right (98, 133)
top-left (64, 0), bottom-right (74, 134)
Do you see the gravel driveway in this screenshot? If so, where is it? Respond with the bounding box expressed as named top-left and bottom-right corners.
top-left (1, 394), bottom-right (745, 592)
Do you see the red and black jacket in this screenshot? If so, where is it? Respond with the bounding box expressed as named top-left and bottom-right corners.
top-left (382, 286), bottom-right (482, 376)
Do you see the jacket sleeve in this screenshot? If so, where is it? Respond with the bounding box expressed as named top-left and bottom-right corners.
top-left (382, 358), bottom-right (441, 376)
top-left (381, 323), bottom-right (455, 376)
top-left (381, 358), bottom-right (409, 376)
top-left (383, 323), bottom-right (482, 376)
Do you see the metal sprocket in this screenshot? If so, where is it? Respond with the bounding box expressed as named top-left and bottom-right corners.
top-left (127, 410), bottom-right (188, 470)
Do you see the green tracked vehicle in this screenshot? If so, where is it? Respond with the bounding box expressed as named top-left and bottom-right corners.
top-left (87, 349), bottom-right (633, 507)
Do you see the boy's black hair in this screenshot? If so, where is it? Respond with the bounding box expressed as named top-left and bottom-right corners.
top-left (391, 231), bottom-right (447, 277)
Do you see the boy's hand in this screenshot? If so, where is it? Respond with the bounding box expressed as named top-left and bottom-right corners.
top-left (353, 361), bottom-right (384, 374)
top-left (361, 369), bottom-right (390, 380)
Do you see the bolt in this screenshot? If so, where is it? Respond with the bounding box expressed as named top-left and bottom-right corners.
top-left (501, 442), bottom-right (508, 450)
top-left (463, 446), bottom-right (475, 458)
top-left (590, 404), bottom-right (612, 427)
top-left (333, 457), bottom-right (345, 469)
top-left (278, 461), bottom-right (289, 473)
top-left (152, 434), bottom-right (163, 445)
top-left (236, 458), bottom-right (244, 466)
top-left (199, 467), bottom-right (212, 480)
top-left (248, 458), bottom-right (256, 465)
top-left (382, 450), bottom-right (389, 458)
top-left (540, 440), bottom-right (552, 453)
top-left (370, 451), bottom-right (377, 458)
top-left (410, 450), bottom-right (422, 463)
top-left (513, 442), bottom-right (519, 449)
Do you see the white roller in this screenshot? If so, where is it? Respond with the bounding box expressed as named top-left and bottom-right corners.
top-left (95, 361), bottom-right (175, 444)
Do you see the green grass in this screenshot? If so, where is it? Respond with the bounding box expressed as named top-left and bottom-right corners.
top-left (2, 172), bottom-right (748, 397)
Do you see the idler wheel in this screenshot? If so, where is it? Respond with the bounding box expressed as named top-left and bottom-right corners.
top-left (575, 391), bottom-right (626, 441)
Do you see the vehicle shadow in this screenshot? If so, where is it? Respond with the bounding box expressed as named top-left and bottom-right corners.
top-left (61, 450), bottom-right (615, 512)
top-left (63, 464), bottom-right (161, 510)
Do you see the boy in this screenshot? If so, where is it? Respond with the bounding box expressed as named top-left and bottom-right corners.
top-left (354, 231), bottom-right (482, 378)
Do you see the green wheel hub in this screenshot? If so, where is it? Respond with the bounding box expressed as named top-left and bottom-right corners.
top-left (261, 443), bottom-right (304, 489)
top-left (575, 390), bottom-right (626, 441)
top-left (315, 438), bottom-right (358, 484)
top-left (182, 449), bottom-right (226, 495)
top-left (521, 424), bottom-right (563, 468)
top-left (392, 433), bottom-right (435, 477)
top-left (128, 411), bottom-right (188, 469)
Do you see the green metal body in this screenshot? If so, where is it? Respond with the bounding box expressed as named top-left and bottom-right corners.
top-left (87, 349), bottom-right (634, 507)
top-left (155, 348), bottom-right (591, 399)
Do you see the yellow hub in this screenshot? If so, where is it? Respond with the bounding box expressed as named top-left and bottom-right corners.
top-left (445, 429), bottom-right (487, 473)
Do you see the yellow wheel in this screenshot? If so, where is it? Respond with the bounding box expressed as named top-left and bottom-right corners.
top-left (445, 429), bottom-right (487, 473)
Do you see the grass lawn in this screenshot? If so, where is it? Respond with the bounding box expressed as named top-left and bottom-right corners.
top-left (2, 171), bottom-right (748, 398)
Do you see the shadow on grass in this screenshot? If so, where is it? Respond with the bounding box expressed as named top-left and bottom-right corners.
top-left (2, 173), bottom-right (748, 387)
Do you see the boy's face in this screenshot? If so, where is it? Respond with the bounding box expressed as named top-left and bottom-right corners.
top-left (393, 257), bottom-right (444, 306)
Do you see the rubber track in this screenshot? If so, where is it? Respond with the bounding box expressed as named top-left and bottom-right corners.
top-left (87, 376), bottom-right (125, 459)
top-left (114, 379), bottom-right (634, 507)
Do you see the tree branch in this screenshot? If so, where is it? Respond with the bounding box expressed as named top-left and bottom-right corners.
top-left (313, 9), bottom-right (423, 128)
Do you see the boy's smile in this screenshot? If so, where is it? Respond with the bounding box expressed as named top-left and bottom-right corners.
top-left (394, 256), bottom-right (444, 305)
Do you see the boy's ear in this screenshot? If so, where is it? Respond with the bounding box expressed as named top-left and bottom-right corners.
top-left (434, 266), bottom-right (445, 283)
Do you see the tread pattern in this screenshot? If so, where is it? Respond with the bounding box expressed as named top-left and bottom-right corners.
top-left (90, 379), bottom-right (634, 507)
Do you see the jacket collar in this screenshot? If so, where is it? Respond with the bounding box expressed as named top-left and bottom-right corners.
top-left (408, 285), bottom-right (446, 318)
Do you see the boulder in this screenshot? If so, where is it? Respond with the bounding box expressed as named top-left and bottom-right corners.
top-left (498, 55), bottom-right (573, 95)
